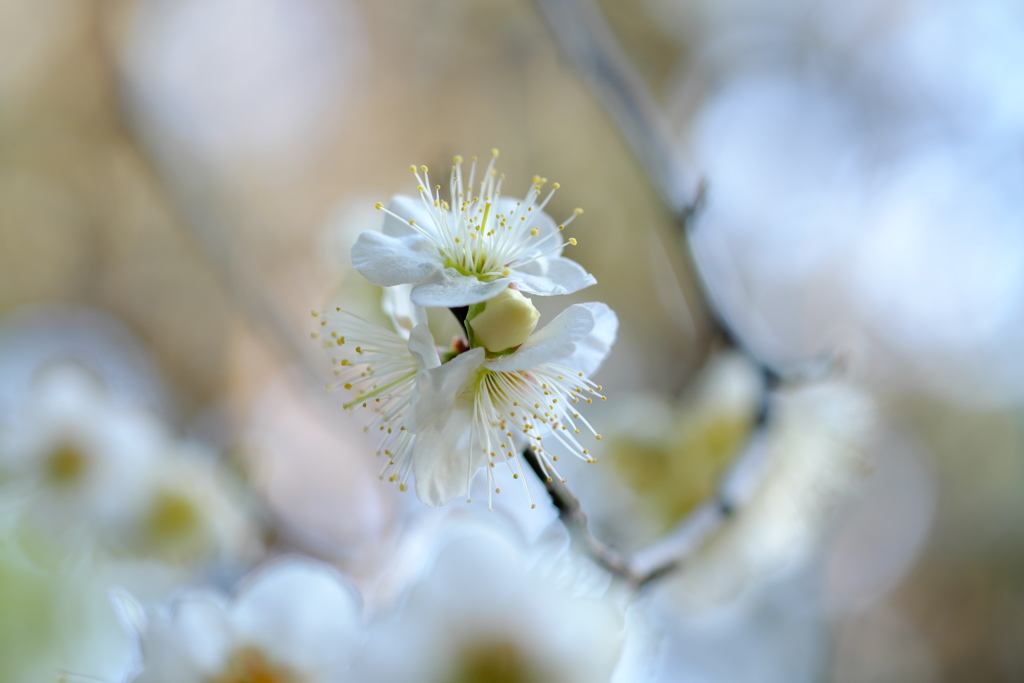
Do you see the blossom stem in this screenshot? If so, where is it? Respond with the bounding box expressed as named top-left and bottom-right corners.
top-left (523, 364), bottom-right (777, 591)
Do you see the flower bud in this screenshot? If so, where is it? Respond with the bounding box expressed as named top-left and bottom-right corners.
top-left (467, 288), bottom-right (540, 353)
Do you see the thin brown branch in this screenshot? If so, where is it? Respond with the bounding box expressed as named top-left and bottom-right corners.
top-left (523, 365), bottom-right (776, 590)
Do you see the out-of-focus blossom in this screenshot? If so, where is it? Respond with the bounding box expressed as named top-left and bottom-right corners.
top-left (352, 526), bottom-right (626, 683)
top-left (115, 446), bottom-right (257, 566)
top-left (124, 0), bottom-right (362, 173)
top-left (314, 300), bottom-right (616, 508)
top-left (574, 352), bottom-right (762, 551)
top-left (0, 364), bottom-right (166, 552)
top-left (352, 151), bottom-right (595, 307)
top-left (850, 145), bottom-right (1024, 404)
top-left (124, 558), bottom-right (361, 683)
top-left (672, 379), bottom-right (877, 601)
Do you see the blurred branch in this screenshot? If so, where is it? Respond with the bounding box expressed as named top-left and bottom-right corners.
top-left (89, 3), bottom-right (321, 387)
top-left (532, 0), bottom-right (789, 585)
top-left (532, 0), bottom-right (776, 373)
top-left (532, 0), bottom-right (698, 217)
top-left (89, 6), bottom-right (343, 565)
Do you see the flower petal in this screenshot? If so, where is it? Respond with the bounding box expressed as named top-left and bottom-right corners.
top-left (228, 558), bottom-right (362, 675)
top-left (512, 256), bottom-right (596, 297)
top-left (136, 597), bottom-right (230, 683)
top-left (407, 323), bottom-right (440, 370)
top-left (351, 231), bottom-right (440, 287)
top-left (410, 348), bottom-right (484, 431)
top-left (382, 284), bottom-right (428, 337)
top-left (484, 304), bottom-right (597, 372)
top-left (410, 268), bottom-right (512, 307)
top-left (562, 303), bottom-right (618, 376)
top-left (412, 406), bottom-right (480, 507)
top-left (381, 195), bottom-right (436, 238)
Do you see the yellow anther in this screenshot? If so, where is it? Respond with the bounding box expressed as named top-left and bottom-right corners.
top-left (574, 208), bottom-right (583, 215)
top-left (530, 228), bottom-right (539, 236)
top-left (409, 165), bottom-right (417, 173)
top-left (343, 383), bottom-right (352, 390)
top-left (552, 182), bottom-right (560, 189)
top-left (568, 237), bottom-right (577, 245)
top-left (420, 165), bottom-right (428, 172)
top-left (454, 155), bottom-right (463, 163)
top-left (491, 148), bottom-right (499, 157)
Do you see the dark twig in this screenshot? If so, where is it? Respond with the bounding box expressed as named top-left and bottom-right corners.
top-left (522, 447), bottom-right (634, 579)
top-left (523, 363), bottom-right (777, 590)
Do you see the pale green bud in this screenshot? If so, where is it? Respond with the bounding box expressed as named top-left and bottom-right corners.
top-left (467, 288), bottom-right (540, 353)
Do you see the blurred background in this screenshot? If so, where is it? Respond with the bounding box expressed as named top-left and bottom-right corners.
top-left (1, 0), bottom-right (1023, 680)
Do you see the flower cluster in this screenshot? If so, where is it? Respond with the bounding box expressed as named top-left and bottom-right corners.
top-left (315, 150), bottom-right (617, 507)
top-left (120, 525), bottom-right (629, 683)
top-left (0, 363), bottom-right (253, 564)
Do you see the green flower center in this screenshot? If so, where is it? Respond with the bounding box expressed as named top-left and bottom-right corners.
top-left (45, 443), bottom-right (88, 485)
top-left (443, 639), bottom-right (553, 683)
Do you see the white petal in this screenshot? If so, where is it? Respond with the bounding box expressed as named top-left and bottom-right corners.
top-left (412, 406), bottom-right (478, 507)
top-left (381, 195), bottom-right (436, 238)
top-left (410, 269), bottom-right (512, 307)
top-left (382, 284), bottom-right (428, 337)
top-left (228, 558), bottom-right (362, 675)
top-left (407, 323), bottom-right (440, 370)
top-left (562, 303), bottom-right (618, 376)
top-left (485, 304), bottom-right (597, 372)
top-left (513, 256), bottom-right (597, 297)
top-left (137, 598), bottom-right (230, 683)
top-left (410, 348), bottom-right (484, 431)
top-left (351, 231), bottom-right (441, 287)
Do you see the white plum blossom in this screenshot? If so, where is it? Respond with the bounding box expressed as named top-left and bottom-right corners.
top-left (351, 526), bottom-right (626, 683)
top-left (117, 446), bottom-right (257, 566)
top-left (312, 299), bottom-right (617, 508)
top-left (0, 364), bottom-right (166, 550)
top-left (352, 150), bottom-right (596, 307)
top-left (124, 557), bottom-right (361, 683)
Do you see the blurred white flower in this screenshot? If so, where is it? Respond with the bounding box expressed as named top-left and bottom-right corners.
top-left (569, 352), bottom-right (763, 551)
top-left (0, 364), bottom-right (165, 551)
top-left (115, 446), bottom-right (257, 566)
top-left (352, 150), bottom-right (595, 307)
top-left (352, 526), bottom-right (625, 683)
top-left (125, 0), bottom-right (361, 172)
top-left (125, 557), bottom-right (361, 683)
top-left (313, 300), bottom-right (617, 507)
top-left (670, 379), bottom-right (877, 602)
